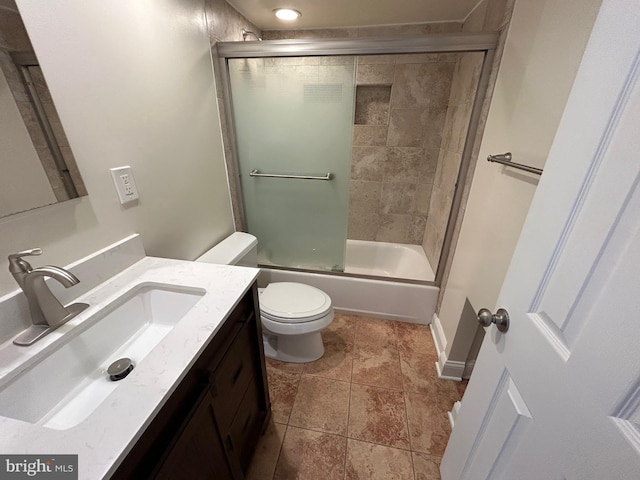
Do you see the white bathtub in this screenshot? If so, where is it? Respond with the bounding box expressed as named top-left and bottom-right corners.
top-left (344, 239), bottom-right (435, 281)
top-left (258, 240), bottom-right (438, 324)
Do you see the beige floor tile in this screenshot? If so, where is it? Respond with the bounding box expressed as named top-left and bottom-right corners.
top-left (404, 392), bottom-right (452, 456)
top-left (246, 421), bottom-right (287, 480)
top-left (328, 312), bottom-right (358, 343)
top-left (259, 316), bottom-right (458, 479)
top-left (289, 376), bottom-right (351, 435)
top-left (354, 316), bottom-right (398, 349)
top-left (400, 351), bottom-right (457, 400)
top-left (274, 426), bottom-right (347, 480)
top-left (352, 344), bottom-right (404, 390)
top-left (345, 438), bottom-right (414, 480)
top-left (412, 452), bottom-right (442, 480)
top-left (348, 384), bottom-right (410, 449)
top-left (302, 331), bottom-right (353, 382)
top-left (267, 357), bottom-right (305, 376)
top-left (267, 368), bottom-right (300, 424)
top-left (395, 322), bottom-right (437, 356)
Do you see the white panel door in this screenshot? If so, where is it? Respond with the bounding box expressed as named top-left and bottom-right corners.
top-left (441, 0), bottom-right (640, 478)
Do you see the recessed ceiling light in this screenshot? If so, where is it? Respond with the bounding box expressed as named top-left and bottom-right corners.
top-left (273, 8), bottom-right (301, 21)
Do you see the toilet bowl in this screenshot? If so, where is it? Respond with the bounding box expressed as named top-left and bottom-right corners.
top-left (196, 233), bottom-right (334, 363)
top-left (259, 282), bottom-right (333, 363)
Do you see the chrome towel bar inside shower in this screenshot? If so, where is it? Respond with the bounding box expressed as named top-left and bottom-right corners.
top-left (487, 153), bottom-right (543, 175)
top-left (249, 169), bottom-right (333, 181)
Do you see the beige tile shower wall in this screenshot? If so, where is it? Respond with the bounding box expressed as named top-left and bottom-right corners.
top-left (234, 20), bottom-right (464, 242)
top-left (422, 53), bottom-right (483, 268)
top-left (419, 0), bottom-right (503, 270)
top-left (349, 54), bottom-right (456, 244)
top-left (205, 0), bottom-right (262, 231)
top-left (258, 22), bottom-right (462, 245)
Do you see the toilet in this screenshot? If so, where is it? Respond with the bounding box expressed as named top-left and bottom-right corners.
top-left (196, 232), bottom-right (334, 363)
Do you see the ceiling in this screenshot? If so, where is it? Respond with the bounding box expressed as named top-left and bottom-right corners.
top-left (227, 0), bottom-right (482, 31)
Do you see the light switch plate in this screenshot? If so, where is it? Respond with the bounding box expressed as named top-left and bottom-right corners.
top-left (110, 166), bottom-right (139, 205)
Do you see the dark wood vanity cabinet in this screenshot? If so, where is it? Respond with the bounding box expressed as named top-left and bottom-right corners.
top-left (112, 284), bottom-right (271, 480)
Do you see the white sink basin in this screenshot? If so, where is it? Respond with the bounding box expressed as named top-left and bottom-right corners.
top-left (0, 282), bottom-right (205, 430)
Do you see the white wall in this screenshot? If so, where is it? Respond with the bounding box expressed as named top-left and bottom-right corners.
top-left (0, 66), bottom-right (56, 216)
top-left (0, 0), bottom-right (234, 295)
top-left (438, 0), bottom-right (602, 358)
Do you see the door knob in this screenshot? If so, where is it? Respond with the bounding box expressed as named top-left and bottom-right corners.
top-left (477, 308), bottom-right (510, 333)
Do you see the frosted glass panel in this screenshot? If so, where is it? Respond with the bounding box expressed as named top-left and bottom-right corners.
top-left (229, 57), bottom-right (355, 271)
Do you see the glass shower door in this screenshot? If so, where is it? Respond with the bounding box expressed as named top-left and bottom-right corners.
top-left (228, 56), bottom-right (355, 271)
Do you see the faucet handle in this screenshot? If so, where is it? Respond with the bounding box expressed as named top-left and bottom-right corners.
top-left (8, 248), bottom-right (42, 273)
top-left (9, 248), bottom-right (43, 258)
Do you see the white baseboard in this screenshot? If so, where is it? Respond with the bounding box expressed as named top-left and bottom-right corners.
top-left (430, 313), bottom-right (447, 352)
top-left (447, 401), bottom-right (462, 429)
top-left (463, 360), bottom-right (476, 379)
top-left (431, 314), bottom-right (464, 381)
top-left (436, 359), bottom-right (465, 381)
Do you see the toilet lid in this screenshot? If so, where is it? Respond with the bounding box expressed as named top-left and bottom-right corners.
top-left (259, 282), bottom-right (332, 323)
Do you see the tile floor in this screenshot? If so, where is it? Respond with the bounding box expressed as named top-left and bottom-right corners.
top-left (246, 313), bottom-right (467, 480)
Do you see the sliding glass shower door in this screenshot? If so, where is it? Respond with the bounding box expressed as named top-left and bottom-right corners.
top-left (228, 56), bottom-right (355, 271)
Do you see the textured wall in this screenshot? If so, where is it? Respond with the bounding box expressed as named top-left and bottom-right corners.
top-left (422, 0), bottom-right (511, 270)
top-left (262, 22), bottom-right (462, 40)
top-left (261, 22), bottom-right (466, 247)
top-left (204, 0), bottom-right (262, 231)
top-left (349, 53), bottom-right (457, 244)
top-left (422, 53), bottom-right (483, 268)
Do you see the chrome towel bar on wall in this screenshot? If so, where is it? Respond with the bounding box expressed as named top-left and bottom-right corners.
top-left (249, 169), bottom-right (333, 181)
top-left (487, 152), bottom-right (543, 175)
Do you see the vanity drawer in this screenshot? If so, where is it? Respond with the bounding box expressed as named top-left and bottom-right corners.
top-left (226, 378), bottom-right (262, 472)
top-left (210, 318), bottom-right (257, 429)
top-left (202, 290), bottom-right (255, 372)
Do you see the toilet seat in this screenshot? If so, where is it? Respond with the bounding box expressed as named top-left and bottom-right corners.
top-left (259, 282), bottom-right (332, 324)
top-left (261, 310), bottom-right (333, 336)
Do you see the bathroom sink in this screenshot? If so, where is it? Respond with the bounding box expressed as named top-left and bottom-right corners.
top-left (0, 282), bottom-right (205, 430)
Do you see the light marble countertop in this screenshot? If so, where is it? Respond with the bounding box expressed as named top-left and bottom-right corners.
top-left (0, 256), bottom-right (260, 479)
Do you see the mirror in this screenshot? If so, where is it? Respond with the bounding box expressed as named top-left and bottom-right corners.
top-left (0, 1), bottom-right (87, 218)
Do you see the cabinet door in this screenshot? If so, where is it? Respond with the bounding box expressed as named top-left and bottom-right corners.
top-left (211, 318), bottom-right (256, 431)
top-left (226, 379), bottom-right (263, 474)
top-left (154, 390), bottom-right (233, 480)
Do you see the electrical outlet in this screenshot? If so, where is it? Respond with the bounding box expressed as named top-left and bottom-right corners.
top-left (110, 166), bottom-right (139, 205)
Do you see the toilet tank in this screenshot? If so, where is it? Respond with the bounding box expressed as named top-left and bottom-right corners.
top-left (196, 232), bottom-right (258, 267)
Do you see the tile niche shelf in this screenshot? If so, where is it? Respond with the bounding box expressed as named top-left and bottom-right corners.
top-left (354, 85), bottom-right (392, 125)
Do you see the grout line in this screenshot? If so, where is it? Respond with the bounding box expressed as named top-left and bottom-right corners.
top-left (268, 318), bottom-right (445, 477)
top-left (409, 447), bottom-right (416, 480)
top-left (284, 368), bottom-right (303, 425)
top-left (350, 380), bottom-right (404, 392)
top-left (344, 363), bottom-right (353, 480)
top-left (270, 424), bottom-right (287, 480)
top-left (402, 388), bottom-right (415, 454)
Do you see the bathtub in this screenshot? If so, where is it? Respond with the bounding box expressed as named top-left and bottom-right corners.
top-left (344, 239), bottom-right (434, 281)
top-left (258, 240), bottom-right (438, 324)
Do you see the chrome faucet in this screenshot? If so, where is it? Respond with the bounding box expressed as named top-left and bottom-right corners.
top-left (9, 249), bottom-right (89, 346)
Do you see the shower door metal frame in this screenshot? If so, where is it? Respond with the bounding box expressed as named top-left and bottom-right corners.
top-left (215, 33), bottom-right (498, 287)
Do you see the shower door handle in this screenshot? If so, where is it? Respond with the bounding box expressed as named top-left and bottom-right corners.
top-left (249, 169), bottom-right (333, 181)
top-left (477, 308), bottom-right (510, 333)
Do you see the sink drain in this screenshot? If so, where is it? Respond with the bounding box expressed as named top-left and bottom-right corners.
top-left (107, 357), bottom-right (134, 381)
